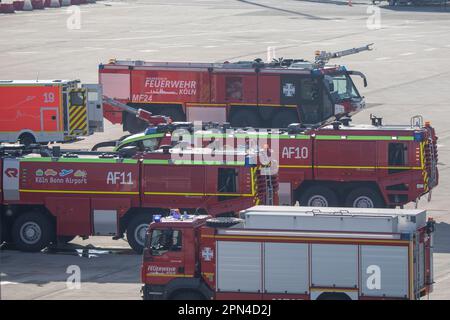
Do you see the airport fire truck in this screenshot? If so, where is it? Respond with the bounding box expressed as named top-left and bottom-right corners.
top-left (0, 145), bottom-right (277, 253)
top-left (141, 206), bottom-right (435, 300)
top-left (99, 45), bottom-right (372, 133)
top-left (0, 80), bottom-right (103, 145)
top-left (105, 114), bottom-right (439, 209)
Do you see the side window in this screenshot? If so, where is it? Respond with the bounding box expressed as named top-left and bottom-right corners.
top-left (142, 138), bottom-right (160, 151)
top-left (388, 143), bottom-right (408, 174)
top-left (299, 78), bottom-right (321, 124)
top-left (218, 168), bottom-right (238, 193)
top-left (150, 229), bottom-right (182, 256)
top-left (118, 138), bottom-right (160, 152)
top-left (217, 168), bottom-right (238, 201)
top-left (299, 78), bottom-right (319, 101)
top-left (225, 77), bottom-right (243, 100)
top-left (69, 91), bottom-right (85, 106)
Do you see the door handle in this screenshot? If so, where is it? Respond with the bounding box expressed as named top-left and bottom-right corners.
top-left (51, 116), bottom-right (56, 120)
top-left (178, 266), bottom-right (185, 273)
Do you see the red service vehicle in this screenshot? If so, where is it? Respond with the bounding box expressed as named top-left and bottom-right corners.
top-left (110, 115), bottom-right (439, 208)
top-left (0, 145), bottom-right (277, 253)
top-left (141, 205), bottom-right (435, 300)
top-left (0, 80), bottom-right (103, 145)
top-left (99, 45), bottom-right (372, 133)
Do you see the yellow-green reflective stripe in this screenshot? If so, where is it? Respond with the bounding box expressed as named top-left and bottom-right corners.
top-left (195, 133), bottom-right (415, 141)
top-left (316, 135), bottom-right (414, 141)
top-left (142, 159), bottom-right (169, 165)
top-left (20, 189), bottom-right (139, 195)
top-left (195, 133), bottom-right (310, 140)
top-left (144, 192), bottom-right (253, 197)
top-left (20, 157), bottom-right (138, 164)
top-left (143, 159), bottom-right (245, 166)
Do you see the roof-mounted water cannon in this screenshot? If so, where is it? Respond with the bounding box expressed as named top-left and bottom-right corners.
top-left (314, 44), bottom-right (374, 68)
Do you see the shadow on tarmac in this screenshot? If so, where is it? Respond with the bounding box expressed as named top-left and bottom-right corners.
top-left (379, 3), bottom-right (450, 12)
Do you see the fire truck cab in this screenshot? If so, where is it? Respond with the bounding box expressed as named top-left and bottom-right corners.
top-left (0, 80), bottom-right (103, 145)
top-left (100, 45), bottom-right (372, 133)
top-left (141, 206), bottom-right (435, 300)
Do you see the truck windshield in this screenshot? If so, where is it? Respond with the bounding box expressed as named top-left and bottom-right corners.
top-left (150, 229), bottom-right (182, 255)
top-left (117, 137), bottom-right (160, 152)
top-left (326, 73), bottom-right (360, 101)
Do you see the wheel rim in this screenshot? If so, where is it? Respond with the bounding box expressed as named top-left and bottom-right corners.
top-left (19, 222), bottom-right (42, 245)
top-left (134, 223), bottom-right (148, 247)
top-left (307, 195), bottom-right (329, 207)
top-left (353, 196), bottom-right (374, 208)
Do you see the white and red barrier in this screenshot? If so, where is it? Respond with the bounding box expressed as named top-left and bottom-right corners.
top-left (1, 0), bottom-right (95, 13)
top-left (0, 2), bottom-right (16, 13)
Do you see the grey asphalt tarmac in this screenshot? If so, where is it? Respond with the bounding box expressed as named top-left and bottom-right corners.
top-left (1, 0), bottom-right (449, 300)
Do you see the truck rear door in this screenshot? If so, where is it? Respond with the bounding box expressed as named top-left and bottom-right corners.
top-left (68, 87), bottom-right (88, 137)
top-left (82, 84), bottom-right (104, 133)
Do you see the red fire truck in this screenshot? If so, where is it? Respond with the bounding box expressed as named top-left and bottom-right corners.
top-left (141, 206), bottom-right (435, 300)
top-left (0, 80), bottom-right (103, 145)
top-left (0, 145), bottom-right (277, 253)
top-left (107, 115), bottom-right (439, 209)
top-left (99, 45), bottom-right (372, 133)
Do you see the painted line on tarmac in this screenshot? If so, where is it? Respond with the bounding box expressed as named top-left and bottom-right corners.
top-left (0, 281), bottom-right (19, 286)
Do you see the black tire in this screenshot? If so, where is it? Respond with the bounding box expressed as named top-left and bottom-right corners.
top-left (158, 108), bottom-right (185, 122)
top-left (126, 214), bottom-right (153, 254)
top-left (299, 185), bottom-right (338, 207)
top-left (271, 110), bottom-right (299, 128)
top-left (229, 109), bottom-right (262, 128)
top-left (345, 187), bottom-right (385, 208)
top-left (0, 219), bottom-right (5, 244)
top-left (316, 292), bottom-right (352, 300)
top-left (19, 133), bottom-right (36, 146)
top-left (0, 218), bottom-right (11, 243)
top-left (141, 285), bottom-right (154, 300)
top-left (58, 236), bottom-right (76, 244)
top-left (11, 212), bottom-right (54, 252)
top-left (171, 290), bottom-right (205, 300)
top-left (206, 217), bottom-right (243, 228)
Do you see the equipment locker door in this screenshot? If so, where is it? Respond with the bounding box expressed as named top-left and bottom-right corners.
top-left (82, 84), bottom-right (104, 133)
top-left (40, 107), bottom-right (59, 132)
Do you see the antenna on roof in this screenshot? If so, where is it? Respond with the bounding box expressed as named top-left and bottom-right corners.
top-left (36, 72), bottom-right (39, 83)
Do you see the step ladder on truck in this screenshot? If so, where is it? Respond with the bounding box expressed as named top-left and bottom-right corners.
top-left (141, 206), bottom-right (435, 300)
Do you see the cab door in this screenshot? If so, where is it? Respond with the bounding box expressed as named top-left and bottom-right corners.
top-left (82, 84), bottom-right (104, 133)
top-left (146, 228), bottom-right (187, 284)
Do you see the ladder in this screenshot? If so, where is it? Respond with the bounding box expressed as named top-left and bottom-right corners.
top-left (265, 172), bottom-right (274, 206)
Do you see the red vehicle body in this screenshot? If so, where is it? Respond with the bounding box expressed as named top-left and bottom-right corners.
top-left (141, 206), bottom-right (435, 300)
top-left (99, 57), bottom-right (367, 133)
top-left (0, 146), bottom-right (277, 253)
top-left (0, 80), bottom-right (103, 145)
top-left (113, 116), bottom-right (439, 208)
